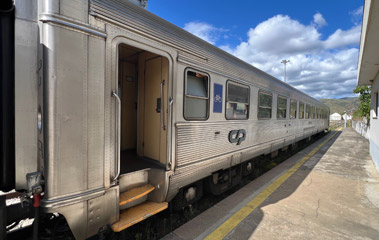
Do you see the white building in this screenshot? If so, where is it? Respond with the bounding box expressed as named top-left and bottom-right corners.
top-left (342, 113), bottom-right (352, 120)
top-left (357, 0), bottom-right (379, 173)
top-left (330, 113), bottom-right (342, 121)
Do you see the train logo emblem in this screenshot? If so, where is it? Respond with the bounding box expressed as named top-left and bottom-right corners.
top-left (228, 129), bottom-right (246, 145)
top-left (214, 94), bottom-right (222, 103)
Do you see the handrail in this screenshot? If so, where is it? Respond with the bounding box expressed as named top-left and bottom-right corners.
top-left (168, 97), bottom-right (174, 168)
top-left (111, 90), bottom-right (121, 182)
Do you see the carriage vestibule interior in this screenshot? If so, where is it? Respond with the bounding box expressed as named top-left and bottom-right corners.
top-left (118, 44), bottom-right (168, 173)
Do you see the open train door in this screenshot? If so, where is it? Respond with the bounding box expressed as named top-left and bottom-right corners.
top-left (110, 44), bottom-right (170, 232)
top-left (143, 56), bottom-right (168, 162)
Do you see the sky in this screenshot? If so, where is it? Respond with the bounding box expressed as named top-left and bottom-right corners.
top-left (147, 0), bottom-right (364, 99)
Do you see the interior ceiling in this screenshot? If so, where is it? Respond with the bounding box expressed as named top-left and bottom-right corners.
top-left (119, 44), bottom-right (144, 63)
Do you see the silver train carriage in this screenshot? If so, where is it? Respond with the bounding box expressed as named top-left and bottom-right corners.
top-left (0, 0), bottom-right (329, 239)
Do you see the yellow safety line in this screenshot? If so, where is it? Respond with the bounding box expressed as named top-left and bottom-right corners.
top-left (205, 128), bottom-right (342, 240)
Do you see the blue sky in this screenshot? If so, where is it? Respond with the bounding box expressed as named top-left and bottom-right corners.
top-left (148, 0), bottom-right (364, 99)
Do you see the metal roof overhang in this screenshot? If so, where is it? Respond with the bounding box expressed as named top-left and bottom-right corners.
top-left (358, 0), bottom-right (379, 86)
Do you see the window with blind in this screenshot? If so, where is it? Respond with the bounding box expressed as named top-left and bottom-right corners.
top-left (226, 81), bottom-right (249, 120)
top-left (277, 96), bottom-right (287, 119)
top-left (305, 104), bottom-right (310, 119)
top-left (290, 99), bottom-right (297, 119)
top-left (258, 91), bottom-right (272, 119)
top-left (299, 102), bottom-right (305, 119)
top-left (184, 70), bottom-right (209, 120)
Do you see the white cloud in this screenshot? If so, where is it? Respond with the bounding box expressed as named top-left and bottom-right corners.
top-left (221, 13), bottom-right (361, 99)
top-left (351, 6), bottom-right (363, 16)
top-left (183, 21), bottom-right (226, 45)
top-left (350, 6), bottom-right (364, 25)
top-left (324, 25), bottom-right (361, 49)
top-left (313, 13), bottom-right (327, 28)
top-left (183, 9), bottom-right (361, 99)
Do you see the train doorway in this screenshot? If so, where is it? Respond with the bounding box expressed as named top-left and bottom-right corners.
top-left (118, 44), bottom-right (168, 174)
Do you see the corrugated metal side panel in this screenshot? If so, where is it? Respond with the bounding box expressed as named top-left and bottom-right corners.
top-left (176, 121), bottom-right (277, 167)
top-left (168, 120), bottom-right (327, 200)
top-left (89, 0), bottom-right (327, 107)
top-left (176, 120), bottom-right (328, 168)
top-left (176, 121), bottom-right (295, 167)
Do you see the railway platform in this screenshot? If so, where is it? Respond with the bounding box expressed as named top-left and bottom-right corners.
top-left (163, 128), bottom-right (379, 240)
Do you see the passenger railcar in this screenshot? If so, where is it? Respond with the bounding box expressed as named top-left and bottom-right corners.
top-left (0, 0), bottom-right (329, 239)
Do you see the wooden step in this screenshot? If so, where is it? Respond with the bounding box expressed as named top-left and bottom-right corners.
top-left (119, 184), bottom-right (155, 206)
top-left (111, 201), bottom-right (168, 232)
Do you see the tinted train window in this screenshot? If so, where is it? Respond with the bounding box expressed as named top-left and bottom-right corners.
top-left (226, 81), bottom-right (249, 120)
top-left (290, 99), bottom-right (297, 119)
top-left (305, 104), bottom-right (310, 119)
top-left (312, 106), bottom-right (316, 119)
top-left (299, 102), bottom-right (304, 118)
top-left (258, 91), bottom-right (272, 119)
top-left (184, 70), bottom-right (209, 120)
top-left (277, 96), bottom-right (287, 119)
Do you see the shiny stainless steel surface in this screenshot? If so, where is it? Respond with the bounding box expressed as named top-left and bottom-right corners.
top-left (111, 90), bottom-right (121, 182)
top-left (87, 187), bottom-right (119, 237)
top-left (59, 0), bottom-right (89, 23)
top-left (15, 0), bottom-right (38, 20)
top-left (14, 0), bottom-right (39, 190)
top-left (148, 168), bottom-right (172, 202)
top-left (40, 13), bottom-right (107, 38)
top-left (48, 186), bottom-right (119, 240)
top-left (119, 169), bottom-right (148, 193)
top-left (41, 0), bottom-right (107, 199)
top-left (39, 2), bottom-right (110, 237)
top-left (41, 187), bottom-right (105, 208)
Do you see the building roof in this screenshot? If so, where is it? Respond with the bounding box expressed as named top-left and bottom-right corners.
top-left (358, 0), bottom-right (379, 86)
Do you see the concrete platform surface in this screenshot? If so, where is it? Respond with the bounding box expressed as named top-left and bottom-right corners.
top-left (162, 128), bottom-right (379, 240)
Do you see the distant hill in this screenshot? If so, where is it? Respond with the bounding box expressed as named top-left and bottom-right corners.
top-left (319, 97), bottom-right (360, 114)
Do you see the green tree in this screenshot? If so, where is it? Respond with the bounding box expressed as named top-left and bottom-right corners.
top-left (353, 85), bottom-right (371, 124)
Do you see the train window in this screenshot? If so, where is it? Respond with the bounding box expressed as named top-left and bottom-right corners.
top-left (305, 104), bottom-right (310, 119)
top-left (258, 91), bottom-right (272, 119)
top-left (312, 106), bottom-right (316, 119)
top-left (290, 99), bottom-right (297, 119)
top-left (184, 70), bottom-right (209, 120)
top-left (277, 96), bottom-right (287, 119)
top-left (226, 81), bottom-right (249, 120)
top-left (299, 102), bottom-right (304, 119)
